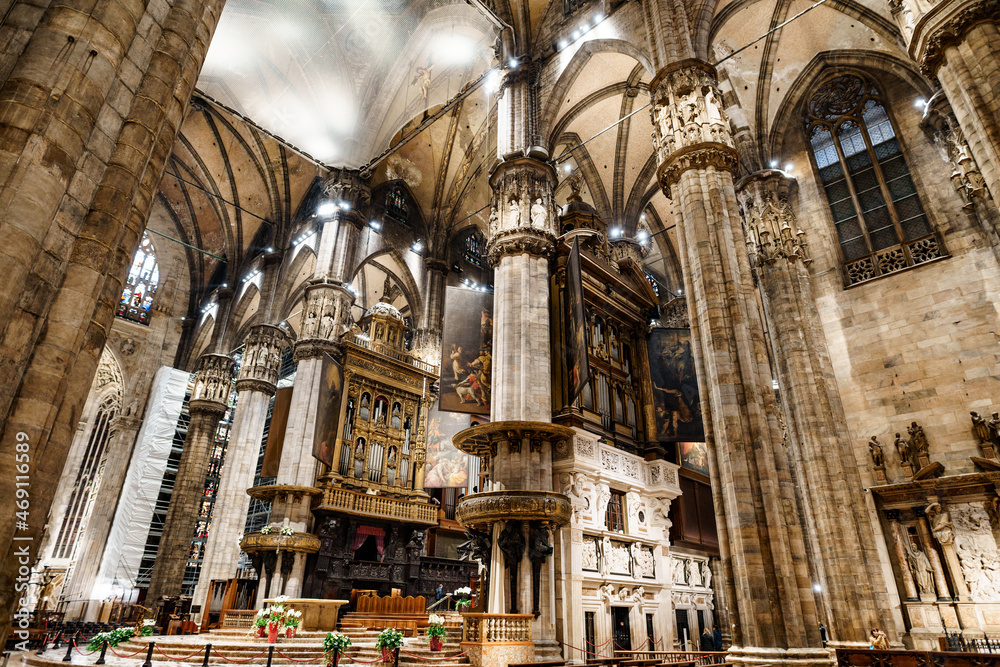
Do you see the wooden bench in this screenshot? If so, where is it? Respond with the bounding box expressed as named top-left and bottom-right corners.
top-left (509, 662), bottom-right (566, 667)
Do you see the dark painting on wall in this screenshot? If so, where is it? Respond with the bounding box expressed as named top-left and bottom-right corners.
top-left (312, 352), bottom-right (345, 466)
top-left (647, 328), bottom-right (704, 443)
top-left (679, 441), bottom-right (710, 476)
top-left (424, 404), bottom-right (472, 488)
top-left (439, 286), bottom-right (492, 415)
top-left (565, 239), bottom-right (591, 404)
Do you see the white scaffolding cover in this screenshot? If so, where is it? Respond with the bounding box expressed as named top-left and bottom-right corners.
top-left (89, 366), bottom-right (190, 600)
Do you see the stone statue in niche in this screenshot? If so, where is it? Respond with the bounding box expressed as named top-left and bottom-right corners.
top-left (972, 412), bottom-right (991, 443)
top-left (906, 539), bottom-right (936, 596)
top-left (582, 537), bottom-right (599, 570)
top-left (989, 412), bottom-right (1000, 444)
top-left (703, 561), bottom-right (712, 589)
top-left (507, 198), bottom-right (521, 229)
top-left (530, 198), bottom-right (546, 229)
top-left (673, 558), bottom-right (687, 585)
top-left (869, 436), bottom-right (885, 467)
top-left (704, 87), bottom-right (725, 124)
top-left (488, 209), bottom-right (499, 236)
top-left (688, 559), bottom-right (703, 587)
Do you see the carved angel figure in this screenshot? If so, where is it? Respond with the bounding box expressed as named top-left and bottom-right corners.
top-left (507, 199), bottom-right (521, 228)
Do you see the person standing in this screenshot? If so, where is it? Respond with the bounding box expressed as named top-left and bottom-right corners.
top-left (819, 623), bottom-right (828, 648)
top-left (713, 626), bottom-right (723, 651)
top-left (700, 627), bottom-right (715, 651)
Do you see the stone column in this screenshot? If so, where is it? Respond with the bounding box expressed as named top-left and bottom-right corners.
top-left (915, 511), bottom-right (950, 599)
top-left (264, 170), bottom-right (369, 598)
top-left (487, 156), bottom-right (558, 423)
top-left (650, 60), bottom-right (827, 666)
top-left (735, 170), bottom-right (896, 645)
top-left (708, 557), bottom-right (732, 648)
top-left (190, 325), bottom-right (285, 620)
top-left (412, 258), bottom-right (448, 363)
top-left (60, 414), bottom-right (143, 614)
top-left (911, 3), bottom-right (1000, 207)
top-left (0, 0), bottom-right (228, 644)
top-left (146, 353), bottom-right (235, 601)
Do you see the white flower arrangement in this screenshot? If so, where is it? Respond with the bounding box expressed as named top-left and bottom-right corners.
top-left (274, 595), bottom-right (290, 603)
top-left (280, 526), bottom-right (295, 536)
top-left (428, 614), bottom-right (445, 626)
top-left (260, 524), bottom-right (274, 535)
top-left (452, 587), bottom-right (472, 596)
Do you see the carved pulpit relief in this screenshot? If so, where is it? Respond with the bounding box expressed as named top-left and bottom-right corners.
top-left (952, 503), bottom-right (1000, 601)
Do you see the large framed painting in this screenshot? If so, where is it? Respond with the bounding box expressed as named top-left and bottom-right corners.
top-left (565, 239), bottom-right (591, 404)
top-left (439, 286), bottom-right (492, 415)
top-left (424, 405), bottom-right (472, 488)
top-left (312, 352), bottom-right (345, 466)
top-left (647, 328), bottom-right (704, 443)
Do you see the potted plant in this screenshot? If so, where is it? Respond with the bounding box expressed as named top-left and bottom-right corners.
top-left (426, 615), bottom-right (446, 652)
top-left (285, 610), bottom-right (302, 638)
top-left (253, 610), bottom-right (267, 638)
top-left (324, 632), bottom-right (352, 667)
top-left (87, 627), bottom-right (134, 652)
top-left (375, 628), bottom-right (404, 663)
top-left (452, 586), bottom-right (472, 611)
top-left (258, 603), bottom-right (287, 643)
top-left (260, 524), bottom-right (274, 535)
top-left (140, 619), bottom-right (154, 637)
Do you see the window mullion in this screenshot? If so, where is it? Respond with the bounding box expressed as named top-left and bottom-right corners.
top-left (856, 113), bottom-right (912, 265)
top-left (830, 123), bottom-right (880, 275)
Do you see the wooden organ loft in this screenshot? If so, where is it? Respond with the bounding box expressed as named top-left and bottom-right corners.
top-left (551, 187), bottom-right (661, 456)
top-left (303, 286), bottom-right (476, 599)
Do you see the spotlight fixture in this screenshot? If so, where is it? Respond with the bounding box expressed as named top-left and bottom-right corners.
top-left (769, 160), bottom-right (779, 169)
top-left (509, 58), bottom-right (519, 69)
top-left (317, 201), bottom-right (337, 216)
top-left (369, 220), bottom-right (382, 231)
top-left (784, 163), bottom-right (794, 173)
top-left (914, 98), bottom-right (926, 108)
top-left (412, 241), bottom-right (424, 253)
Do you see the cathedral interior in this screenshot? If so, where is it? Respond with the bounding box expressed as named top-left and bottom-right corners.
top-left (1, 0), bottom-right (1000, 666)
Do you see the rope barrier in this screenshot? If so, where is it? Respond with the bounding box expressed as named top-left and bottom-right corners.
top-left (156, 645), bottom-right (207, 661)
top-left (340, 654), bottom-right (386, 664)
top-left (399, 650), bottom-right (470, 661)
top-left (586, 638), bottom-right (613, 648)
top-left (556, 639), bottom-right (612, 658)
top-left (275, 649), bottom-right (332, 663)
top-left (73, 640), bottom-right (99, 656)
top-left (213, 648), bottom-right (269, 664)
top-left (110, 646), bottom-right (148, 659)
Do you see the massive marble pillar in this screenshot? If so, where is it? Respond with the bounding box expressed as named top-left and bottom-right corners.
top-left (909, 0), bottom-right (1000, 207)
top-left (260, 169), bottom-right (369, 598)
top-left (146, 353), bottom-right (235, 601)
top-left (0, 0), bottom-right (228, 643)
top-left (453, 63), bottom-right (572, 662)
top-left (649, 60), bottom-right (827, 666)
top-left (736, 170), bottom-right (896, 645)
top-left (411, 257), bottom-right (448, 363)
top-left (191, 324), bottom-right (285, 618)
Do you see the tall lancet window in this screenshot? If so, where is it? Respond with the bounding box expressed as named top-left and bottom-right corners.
top-left (118, 232), bottom-right (160, 324)
top-left (805, 73), bottom-right (943, 286)
top-left (52, 395), bottom-right (119, 559)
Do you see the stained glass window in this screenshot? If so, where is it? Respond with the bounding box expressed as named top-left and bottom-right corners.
top-left (118, 232), bottom-right (159, 324)
top-left (805, 74), bottom-right (942, 286)
top-left (387, 186), bottom-right (407, 220)
top-left (465, 229), bottom-right (485, 267)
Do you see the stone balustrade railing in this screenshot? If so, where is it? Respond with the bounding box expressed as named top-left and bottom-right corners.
top-left (346, 334), bottom-right (439, 374)
top-left (316, 486), bottom-right (438, 524)
top-left (461, 613), bottom-right (534, 643)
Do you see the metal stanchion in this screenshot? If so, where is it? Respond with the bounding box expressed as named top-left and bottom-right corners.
top-left (393, 648), bottom-right (399, 667)
top-left (266, 645), bottom-right (275, 667)
top-left (96, 641), bottom-right (108, 665)
top-left (142, 642), bottom-right (155, 667)
top-left (52, 631), bottom-right (63, 650)
top-left (203, 644), bottom-right (212, 667)
top-left (36, 634), bottom-right (49, 655)
top-left (62, 633), bottom-right (76, 662)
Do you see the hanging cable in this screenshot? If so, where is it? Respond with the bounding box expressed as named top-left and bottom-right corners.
top-left (145, 228), bottom-right (227, 261)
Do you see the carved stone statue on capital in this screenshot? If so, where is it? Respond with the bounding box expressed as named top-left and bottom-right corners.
top-left (927, 502), bottom-right (954, 545)
top-left (507, 198), bottom-right (520, 229)
top-left (530, 198), bottom-right (546, 230)
top-left (907, 542), bottom-right (936, 596)
top-left (972, 411), bottom-right (990, 443)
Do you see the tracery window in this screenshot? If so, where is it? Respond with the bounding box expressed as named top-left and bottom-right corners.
top-left (805, 73), bottom-right (943, 286)
top-left (387, 186), bottom-right (408, 221)
top-left (637, 218), bottom-right (653, 257)
top-left (118, 232), bottom-right (159, 325)
top-left (52, 395), bottom-right (119, 559)
top-left (465, 230), bottom-right (485, 267)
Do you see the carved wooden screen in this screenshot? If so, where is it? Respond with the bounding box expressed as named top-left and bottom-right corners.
top-left (805, 73), bottom-right (943, 286)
